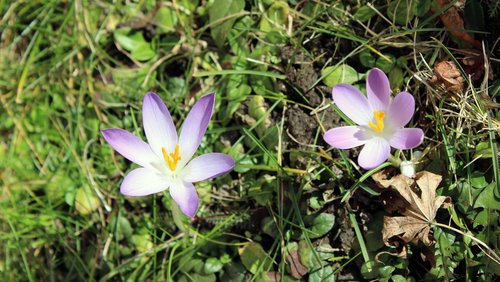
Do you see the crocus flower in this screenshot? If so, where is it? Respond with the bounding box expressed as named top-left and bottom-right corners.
top-left (102, 92), bottom-right (235, 217)
top-left (323, 68), bottom-right (424, 170)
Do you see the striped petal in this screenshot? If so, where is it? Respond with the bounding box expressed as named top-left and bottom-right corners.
top-left (181, 153), bottom-right (235, 183)
top-left (323, 126), bottom-right (369, 149)
top-left (367, 68), bottom-right (391, 111)
top-left (143, 92), bottom-right (178, 158)
top-left (387, 92), bottom-right (415, 128)
top-left (169, 181), bottom-right (199, 218)
top-left (102, 128), bottom-right (159, 169)
top-left (332, 84), bottom-right (372, 125)
top-left (178, 93), bottom-right (215, 164)
top-left (358, 138), bottom-right (390, 170)
top-left (120, 168), bottom-right (169, 196)
top-left (390, 128), bottom-right (424, 150)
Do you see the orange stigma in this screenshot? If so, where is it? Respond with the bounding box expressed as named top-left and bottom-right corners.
top-left (162, 144), bottom-right (181, 171)
top-left (368, 111), bottom-right (385, 133)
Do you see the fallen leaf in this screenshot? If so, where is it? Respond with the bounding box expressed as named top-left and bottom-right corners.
top-left (286, 249), bottom-right (308, 279)
top-left (456, 48), bottom-right (493, 81)
top-left (435, 0), bottom-right (481, 48)
top-left (429, 60), bottom-right (465, 94)
top-left (373, 171), bottom-right (452, 257)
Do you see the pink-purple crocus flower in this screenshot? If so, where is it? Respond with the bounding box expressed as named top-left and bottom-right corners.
top-left (323, 68), bottom-right (424, 170)
top-left (102, 92), bottom-right (235, 217)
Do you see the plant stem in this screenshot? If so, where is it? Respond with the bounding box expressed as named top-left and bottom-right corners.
top-left (387, 154), bottom-right (401, 167)
top-left (171, 200), bottom-right (186, 233)
top-left (432, 221), bottom-right (500, 265)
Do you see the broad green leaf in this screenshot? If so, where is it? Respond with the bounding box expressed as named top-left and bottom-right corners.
top-left (378, 265), bottom-right (396, 278)
top-left (131, 42), bottom-right (156, 61)
top-left (359, 50), bottom-right (376, 68)
top-left (474, 182), bottom-right (499, 210)
top-left (183, 273), bottom-right (216, 282)
top-left (415, 0), bottom-right (431, 17)
top-left (239, 242), bottom-right (272, 274)
top-left (389, 67), bottom-right (404, 90)
top-left (261, 217), bottom-right (279, 238)
top-left (132, 234), bottom-right (153, 253)
top-left (75, 186), bottom-right (100, 216)
top-left (470, 174), bottom-right (488, 189)
top-left (209, 0), bottom-right (245, 47)
top-left (45, 170), bottom-right (74, 201)
top-left (259, 1), bottom-right (289, 32)
top-left (204, 257), bottom-right (224, 274)
top-left (354, 6), bottom-right (376, 22)
top-left (375, 54), bottom-right (396, 73)
top-left (154, 6), bottom-right (178, 33)
top-left (114, 27), bottom-right (145, 51)
top-left (321, 64), bottom-right (359, 87)
top-left (387, 0), bottom-right (416, 26)
top-left (473, 141), bottom-right (493, 159)
top-left (109, 214), bottom-right (133, 241)
top-left (308, 265), bottom-right (334, 282)
top-left (473, 209), bottom-right (490, 228)
top-left (302, 213), bottom-right (335, 239)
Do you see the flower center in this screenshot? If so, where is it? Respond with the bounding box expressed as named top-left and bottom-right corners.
top-left (368, 110), bottom-right (385, 133)
top-left (162, 144), bottom-right (181, 171)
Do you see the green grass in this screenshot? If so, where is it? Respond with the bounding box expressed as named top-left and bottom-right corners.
top-left (1, 0), bottom-right (499, 281)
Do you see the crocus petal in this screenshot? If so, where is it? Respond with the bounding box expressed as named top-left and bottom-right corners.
top-left (143, 92), bottom-right (178, 157)
top-left (169, 181), bottom-right (199, 218)
top-left (366, 68), bottom-right (391, 111)
top-left (358, 138), bottom-right (390, 170)
top-left (121, 168), bottom-right (169, 196)
top-left (387, 92), bottom-right (415, 128)
top-left (323, 126), bottom-right (369, 149)
top-left (389, 128), bottom-right (424, 150)
top-left (181, 153), bottom-right (235, 183)
top-left (178, 93), bottom-right (215, 163)
top-left (332, 84), bottom-right (372, 125)
top-left (102, 128), bottom-right (159, 169)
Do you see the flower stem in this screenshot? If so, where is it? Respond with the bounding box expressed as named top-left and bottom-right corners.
top-left (171, 200), bottom-right (186, 233)
top-left (432, 221), bottom-right (500, 265)
top-left (387, 154), bottom-right (401, 167)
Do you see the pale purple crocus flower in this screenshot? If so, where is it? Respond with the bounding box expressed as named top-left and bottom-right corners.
top-left (323, 68), bottom-right (424, 170)
top-left (102, 92), bottom-right (235, 217)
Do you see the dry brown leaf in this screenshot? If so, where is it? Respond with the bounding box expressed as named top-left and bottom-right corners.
top-left (436, 0), bottom-right (481, 49)
top-left (373, 171), bottom-right (452, 256)
top-left (456, 48), bottom-right (493, 81)
top-left (430, 60), bottom-right (465, 94)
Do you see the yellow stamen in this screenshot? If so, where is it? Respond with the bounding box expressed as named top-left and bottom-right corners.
top-left (368, 111), bottom-right (385, 132)
top-left (161, 144), bottom-right (181, 171)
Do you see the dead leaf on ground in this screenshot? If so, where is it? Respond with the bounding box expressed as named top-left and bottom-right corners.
top-left (372, 171), bottom-right (452, 258)
top-left (430, 60), bottom-right (465, 94)
top-left (435, 0), bottom-right (481, 48)
top-left (286, 250), bottom-right (308, 279)
top-left (456, 48), bottom-right (493, 81)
